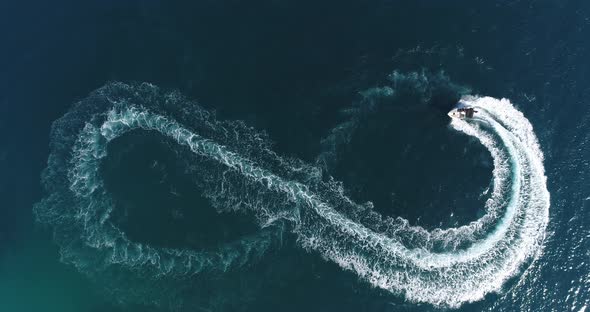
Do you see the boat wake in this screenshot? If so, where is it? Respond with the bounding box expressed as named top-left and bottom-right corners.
top-left (35, 82), bottom-right (549, 308)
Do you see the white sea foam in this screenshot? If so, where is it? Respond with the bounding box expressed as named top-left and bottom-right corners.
top-left (310, 96), bottom-right (550, 307)
top-left (36, 82), bottom-right (550, 308)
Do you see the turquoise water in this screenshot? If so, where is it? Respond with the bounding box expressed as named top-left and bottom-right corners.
top-left (1, 1), bottom-right (588, 311)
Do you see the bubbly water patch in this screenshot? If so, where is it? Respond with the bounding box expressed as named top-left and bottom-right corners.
top-left (35, 83), bottom-right (549, 309)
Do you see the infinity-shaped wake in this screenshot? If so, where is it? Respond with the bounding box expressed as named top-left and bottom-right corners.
top-left (35, 82), bottom-right (549, 308)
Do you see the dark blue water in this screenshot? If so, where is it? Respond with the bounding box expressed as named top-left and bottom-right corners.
top-left (1, 1), bottom-right (588, 311)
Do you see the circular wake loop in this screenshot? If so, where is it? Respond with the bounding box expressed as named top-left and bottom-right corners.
top-left (35, 83), bottom-right (549, 309)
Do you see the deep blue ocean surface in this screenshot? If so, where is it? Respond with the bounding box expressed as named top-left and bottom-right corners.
top-left (1, 1), bottom-right (588, 311)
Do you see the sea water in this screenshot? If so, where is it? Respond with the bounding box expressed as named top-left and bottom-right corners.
top-left (0, 1), bottom-right (588, 312)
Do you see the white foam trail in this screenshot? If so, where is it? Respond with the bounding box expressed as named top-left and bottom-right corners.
top-left (298, 97), bottom-right (549, 307)
top-left (41, 84), bottom-right (549, 309)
